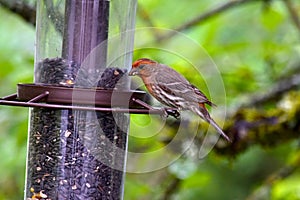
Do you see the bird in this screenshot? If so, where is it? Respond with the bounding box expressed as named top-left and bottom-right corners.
top-left (128, 58), bottom-right (231, 142)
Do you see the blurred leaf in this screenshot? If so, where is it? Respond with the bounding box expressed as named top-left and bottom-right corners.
top-left (1, 0), bottom-right (300, 199)
top-left (272, 173), bottom-right (300, 200)
top-left (260, 7), bottom-right (284, 31)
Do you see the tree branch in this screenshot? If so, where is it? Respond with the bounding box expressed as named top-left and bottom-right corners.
top-left (215, 91), bottom-right (300, 157)
top-left (137, 2), bottom-right (162, 40)
top-left (283, 0), bottom-right (300, 33)
top-left (0, 0), bottom-right (64, 36)
top-left (160, 176), bottom-right (181, 200)
top-left (137, 2), bottom-right (156, 29)
top-left (161, 90), bottom-right (300, 158)
top-left (234, 72), bottom-right (300, 110)
top-left (0, 0), bottom-right (36, 26)
top-left (156, 0), bottom-right (256, 42)
top-left (246, 151), bottom-right (300, 200)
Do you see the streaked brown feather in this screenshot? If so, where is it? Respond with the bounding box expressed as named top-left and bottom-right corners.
top-left (130, 58), bottom-right (230, 142)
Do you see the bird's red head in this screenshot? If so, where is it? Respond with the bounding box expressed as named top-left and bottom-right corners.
top-left (132, 58), bottom-right (157, 69)
top-left (129, 58), bottom-right (157, 76)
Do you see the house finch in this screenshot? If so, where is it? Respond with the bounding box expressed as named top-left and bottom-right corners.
top-left (129, 58), bottom-right (230, 142)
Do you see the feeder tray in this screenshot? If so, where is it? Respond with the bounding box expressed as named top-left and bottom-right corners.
top-left (0, 83), bottom-right (180, 118)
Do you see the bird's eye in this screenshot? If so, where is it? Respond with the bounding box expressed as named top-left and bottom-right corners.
top-left (139, 64), bottom-right (145, 69)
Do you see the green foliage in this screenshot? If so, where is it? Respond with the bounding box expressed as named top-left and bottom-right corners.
top-left (1, 0), bottom-right (300, 199)
top-left (272, 173), bottom-right (300, 200)
top-left (0, 6), bottom-right (34, 200)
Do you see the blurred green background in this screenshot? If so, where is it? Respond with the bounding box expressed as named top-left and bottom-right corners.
top-left (1, 0), bottom-right (300, 199)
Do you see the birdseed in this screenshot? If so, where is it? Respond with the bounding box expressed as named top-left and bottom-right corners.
top-left (25, 58), bottom-right (128, 200)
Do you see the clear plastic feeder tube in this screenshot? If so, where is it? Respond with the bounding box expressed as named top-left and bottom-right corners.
top-left (25, 0), bottom-right (137, 199)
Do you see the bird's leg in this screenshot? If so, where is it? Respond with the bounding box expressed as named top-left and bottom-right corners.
top-left (160, 108), bottom-right (169, 119)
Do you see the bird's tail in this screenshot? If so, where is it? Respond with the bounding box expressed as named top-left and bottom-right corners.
top-left (191, 104), bottom-right (231, 142)
top-left (206, 117), bottom-right (231, 142)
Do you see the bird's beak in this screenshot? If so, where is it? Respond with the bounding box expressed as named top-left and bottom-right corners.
top-left (128, 68), bottom-right (138, 76)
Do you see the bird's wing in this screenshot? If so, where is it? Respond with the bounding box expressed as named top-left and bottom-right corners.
top-left (155, 65), bottom-right (215, 106)
top-left (189, 84), bottom-right (216, 107)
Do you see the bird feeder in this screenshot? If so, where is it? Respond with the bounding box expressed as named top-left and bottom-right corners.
top-left (0, 0), bottom-right (180, 199)
top-left (25, 0), bottom-right (138, 199)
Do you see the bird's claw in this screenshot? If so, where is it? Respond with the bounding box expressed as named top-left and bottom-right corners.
top-left (161, 108), bottom-right (180, 119)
